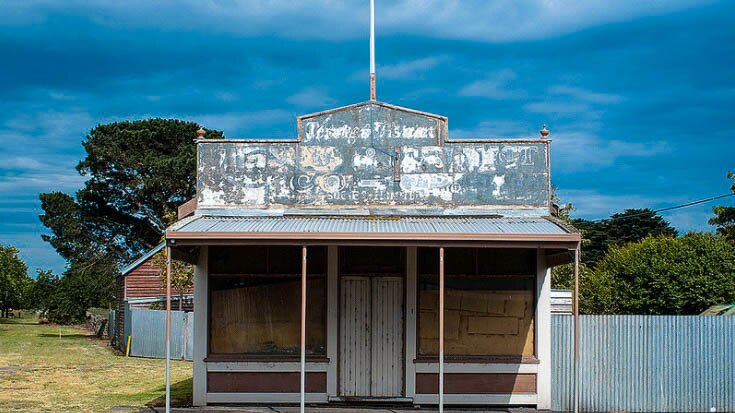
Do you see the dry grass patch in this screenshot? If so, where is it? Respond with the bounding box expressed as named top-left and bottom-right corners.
top-left (0, 314), bottom-right (191, 413)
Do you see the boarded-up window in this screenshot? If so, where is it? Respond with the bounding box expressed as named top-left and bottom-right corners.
top-left (339, 246), bottom-right (405, 275)
top-left (417, 248), bottom-right (535, 357)
top-left (208, 246), bottom-right (327, 356)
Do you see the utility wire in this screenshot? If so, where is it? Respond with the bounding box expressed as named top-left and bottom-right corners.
top-left (584, 192), bottom-right (735, 222)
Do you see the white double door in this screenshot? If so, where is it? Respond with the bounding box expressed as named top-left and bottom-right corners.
top-left (339, 276), bottom-right (404, 398)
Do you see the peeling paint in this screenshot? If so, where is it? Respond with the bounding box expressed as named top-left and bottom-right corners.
top-left (197, 102), bottom-right (549, 215)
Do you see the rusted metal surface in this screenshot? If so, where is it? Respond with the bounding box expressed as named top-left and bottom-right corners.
top-left (196, 102), bottom-right (549, 216)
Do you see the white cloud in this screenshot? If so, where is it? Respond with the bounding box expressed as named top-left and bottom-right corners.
top-left (548, 85), bottom-right (624, 104)
top-left (459, 69), bottom-right (527, 99)
top-left (2, 0), bottom-right (712, 42)
top-left (286, 87), bottom-right (336, 108)
top-left (379, 56), bottom-right (447, 80)
top-left (551, 127), bottom-right (670, 170)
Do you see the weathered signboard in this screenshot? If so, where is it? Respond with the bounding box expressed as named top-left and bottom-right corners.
top-left (197, 102), bottom-right (550, 216)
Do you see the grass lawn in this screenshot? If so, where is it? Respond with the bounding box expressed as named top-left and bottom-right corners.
top-left (0, 312), bottom-right (192, 413)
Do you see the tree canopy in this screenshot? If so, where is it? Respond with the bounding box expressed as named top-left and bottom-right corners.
top-left (573, 208), bottom-right (677, 268)
top-left (709, 171), bottom-right (735, 242)
top-left (36, 119), bottom-right (222, 321)
top-left (0, 245), bottom-right (32, 317)
top-left (40, 119), bottom-right (223, 265)
top-left (152, 247), bottom-right (194, 311)
top-left (581, 233), bottom-right (735, 315)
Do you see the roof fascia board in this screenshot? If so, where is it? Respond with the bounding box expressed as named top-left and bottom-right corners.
top-left (119, 242), bottom-right (165, 276)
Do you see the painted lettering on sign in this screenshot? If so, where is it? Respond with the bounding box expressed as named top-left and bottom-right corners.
top-left (197, 102), bottom-right (549, 212)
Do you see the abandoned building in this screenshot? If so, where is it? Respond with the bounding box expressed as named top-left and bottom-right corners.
top-left (114, 242), bottom-right (193, 350)
top-left (164, 99), bottom-right (581, 408)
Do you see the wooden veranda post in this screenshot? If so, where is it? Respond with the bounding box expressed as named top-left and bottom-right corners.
top-left (301, 246), bottom-right (307, 413)
top-left (573, 243), bottom-right (580, 413)
top-left (439, 247), bottom-right (445, 412)
top-left (165, 245), bottom-right (172, 413)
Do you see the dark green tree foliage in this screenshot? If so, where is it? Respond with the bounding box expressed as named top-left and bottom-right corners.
top-left (582, 233), bottom-right (735, 315)
top-left (46, 259), bottom-right (116, 324)
top-left (29, 264), bottom-right (114, 324)
top-left (41, 119), bottom-right (223, 264)
top-left (709, 171), bottom-right (735, 241)
top-left (39, 192), bottom-right (106, 262)
top-left (551, 262), bottom-right (590, 290)
top-left (30, 270), bottom-right (60, 315)
top-left (38, 119), bottom-right (222, 322)
top-left (574, 208), bottom-right (677, 268)
top-left (0, 245), bottom-right (32, 316)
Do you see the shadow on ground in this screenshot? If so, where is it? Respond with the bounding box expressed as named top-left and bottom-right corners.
top-left (37, 333), bottom-right (89, 339)
top-left (147, 377), bottom-right (193, 408)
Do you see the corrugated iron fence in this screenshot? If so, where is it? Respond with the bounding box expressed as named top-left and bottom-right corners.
top-left (124, 308), bottom-right (193, 361)
top-left (108, 309), bottom-right (116, 339)
top-left (553, 315), bottom-right (735, 412)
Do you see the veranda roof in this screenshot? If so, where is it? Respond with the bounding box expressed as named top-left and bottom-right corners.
top-left (166, 215), bottom-right (579, 245)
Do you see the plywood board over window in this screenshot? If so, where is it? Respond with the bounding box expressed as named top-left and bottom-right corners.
top-left (208, 246), bottom-right (327, 356)
top-left (417, 248), bottom-right (535, 357)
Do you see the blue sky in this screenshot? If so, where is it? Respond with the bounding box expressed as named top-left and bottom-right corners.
top-left (1, 0), bottom-right (734, 275)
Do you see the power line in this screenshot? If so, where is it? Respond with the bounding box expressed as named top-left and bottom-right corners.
top-left (588, 192), bottom-right (735, 222)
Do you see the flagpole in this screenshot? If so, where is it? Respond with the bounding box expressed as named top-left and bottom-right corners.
top-left (369, 0), bottom-right (376, 101)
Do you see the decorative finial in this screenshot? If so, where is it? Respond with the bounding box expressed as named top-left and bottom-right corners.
top-left (540, 124), bottom-right (550, 138)
top-left (197, 127), bottom-right (206, 138)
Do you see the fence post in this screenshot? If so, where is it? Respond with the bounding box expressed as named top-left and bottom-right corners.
top-left (124, 301), bottom-right (131, 352)
top-left (182, 311), bottom-right (188, 360)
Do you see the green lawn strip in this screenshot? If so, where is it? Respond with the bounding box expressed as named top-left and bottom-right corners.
top-left (0, 314), bottom-right (193, 412)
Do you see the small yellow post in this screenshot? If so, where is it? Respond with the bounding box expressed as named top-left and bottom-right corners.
top-left (126, 335), bottom-right (132, 357)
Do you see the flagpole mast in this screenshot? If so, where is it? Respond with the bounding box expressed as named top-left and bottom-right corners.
top-left (369, 0), bottom-right (376, 101)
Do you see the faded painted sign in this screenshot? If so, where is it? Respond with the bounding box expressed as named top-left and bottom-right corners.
top-left (197, 102), bottom-right (550, 215)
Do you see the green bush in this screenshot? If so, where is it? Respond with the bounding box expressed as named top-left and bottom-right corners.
top-left (582, 233), bottom-right (735, 314)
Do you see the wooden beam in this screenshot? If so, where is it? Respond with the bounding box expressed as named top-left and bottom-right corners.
top-left (545, 250), bottom-right (574, 267)
top-left (177, 198), bottom-right (197, 220)
top-left (573, 244), bottom-right (580, 413)
top-left (165, 245), bottom-right (172, 413)
top-left (439, 247), bottom-right (445, 413)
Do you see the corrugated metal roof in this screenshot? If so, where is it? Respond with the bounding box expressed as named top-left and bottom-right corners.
top-left (169, 216), bottom-right (569, 235)
top-left (120, 242), bottom-right (164, 276)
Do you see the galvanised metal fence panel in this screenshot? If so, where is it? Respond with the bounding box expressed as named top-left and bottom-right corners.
top-left (108, 309), bottom-right (116, 340)
top-left (128, 308), bottom-right (193, 361)
top-left (552, 315), bottom-right (735, 412)
top-left (185, 310), bottom-right (193, 360)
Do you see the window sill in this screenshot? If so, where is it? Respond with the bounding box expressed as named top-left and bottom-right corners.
top-left (205, 354), bottom-right (329, 362)
top-left (414, 355), bottom-right (539, 364)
